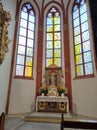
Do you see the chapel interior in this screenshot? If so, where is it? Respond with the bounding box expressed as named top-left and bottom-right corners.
top-left (0, 0), bottom-right (97, 123)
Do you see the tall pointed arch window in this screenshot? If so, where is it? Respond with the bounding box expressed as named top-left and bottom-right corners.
top-left (15, 3), bottom-right (36, 78)
top-left (72, 0), bottom-right (94, 77)
top-left (46, 7), bottom-right (62, 67)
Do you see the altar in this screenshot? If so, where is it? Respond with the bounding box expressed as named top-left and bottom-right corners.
top-left (36, 96), bottom-right (69, 113)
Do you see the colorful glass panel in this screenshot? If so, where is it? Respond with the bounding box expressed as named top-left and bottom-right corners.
top-left (47, 50), bottom-right (53, 58)
top-left (54, 49), bottom-right (61, 57)
top-left (82, 31), bottom-right (89, 42)
top-left (54, 33), bottom-right (60, 40)
top-left (74, 26), bottom-right (80, 36)
top-left (83, 41), bottom-right (90, 52)
top-left (75, 44), bottom-right (82, 54)
top-left (47, 25), bottom-right (53, 32)
top-left (26, 48), bottom-right (33, 56)
top-left (54, 41), bottom-right (60, 48)
top-left (81, 21), bottom-right (88, 32)
top-left (76, 65), bottom-right (83, 76)
top-left (26, 57), bottom-right (32, 66)
top-left (81, 13), bottom-right (87, 23)
top-left (47, 33), bottom-right (53, 40)
top-left (25, 66), bottom-right (32, 77)
top-left (54, 25), bottom-right (60, 31)
top-left (54, 58), bottom-right (61, 67)
top-left (17, 55), bottom-right (24, 65)
top-left (84, 52), bottom-right (92, 63)
top-left (16, 65), bottom-right (24, 76)
top-left (73, 9), bottom-right (79, 19)
top-left (73, 17), bottom-right (80, 27)
top-left (18, 45), bottom-right (25, 55)
top-left (74, 35), bottom-right (81, 45)
top-left (76, 54), bottom-right (82, 65)
top-left (19, 36), bottom-right (26, 46)
top-left (85, 63), bottom-right (93, 75)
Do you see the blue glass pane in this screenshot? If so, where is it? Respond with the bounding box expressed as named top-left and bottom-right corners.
top-left (85, 63), bottom-right (93, 75)
top-left (28, 22), bottom-right (34, 31)
top-left (74, 18), bottom-right (80, 27)
top-left (80, 4), bottom-right (86, 15)
top-left (47, 50), bottom-right (53, 58)
top-left (17, 55), bottom-right (24, 65)
top-left (47, 41), bottom-right (53, 49)
top-left (74, 26), bottom-right (80, 36)
top-left (81, 13), bottom-right (87, 23)
top-left (73, 9), bottom-right (79, 19)
top-left (19, 27), bottom-right (26, 36)
top-left (21, 11), bottom-right (27, 20)
top-left (83, 41), bottom-right (90, 52)
top-left (16, 65), bottom-right (24, 76)
top-left (81, 21), bottom-right (88, 32)
top-left (82, 31), bottom-right (89, 42)
top-left (84, 52), bottom-right (92, 63)
top-left (47, 17), bottom-right (53, 25)
top-left (20, 19), bottom-right (27, 28)
top-left (29, 15), bottom-right (35, 23)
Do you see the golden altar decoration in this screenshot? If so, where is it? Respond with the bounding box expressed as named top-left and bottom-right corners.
top-left (0, 3), bottom-right (11, 64)
top-left (36, 64), bottom-right (69, 113)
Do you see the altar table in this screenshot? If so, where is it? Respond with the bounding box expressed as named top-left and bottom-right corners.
top-left (36, 96), bottom-right (69, 113)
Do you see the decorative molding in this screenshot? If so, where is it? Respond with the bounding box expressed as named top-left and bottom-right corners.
top-left (0, 3), bottom-right (11, 64)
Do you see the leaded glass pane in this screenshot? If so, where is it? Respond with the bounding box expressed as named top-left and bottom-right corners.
top-left (26, 48), bottom-right (33, 56)
top-left (47, 50), bottom-right (53, 58)
top-left (83, 41), bottom-right (90, 52)
top-left (80, 4), bottom-right (86, 15)
top-left (20, 19), bottom-right (27, 28)
top-left (16, 65), bottom-right (24, 76)
top-left (18, 45), bottom-right (25, 55)
top-left (81, 21), bottom-right (88, 32)
top-left (19, 27), bottom-right (26, 36)
top-left (29, 15), bottom-right (35, 23)
top-left (73, 18), bottom-right (80, 27)
top-left (76, 65), bottom-right (84, 76)
top-left (47, 33), bottom-right (53, 40)
top-left (17, 55), bottom-right (24, 65)
top-left (27, 39), bottom-right (33, 48)
top-left (19, 36), bottom-right (26, 46)
top-left (54, 41), bottom-right (60, 48)
top-left (47, 17), bottom-right (53, 25)
top-left (46, 59), bottom-right (53, 67)
top-left (76, 54), bottom-right (82, 65)
top-left (28, 30), bottom-right (34, 39)
top-left (82, 31), bottom-right (89, 42)
top-left (47, 25), bottom-right (53, 32)
top-left (54, 33), bottom-right (60, 40)
top-left (81, 13), bottom-right (87, 23)
top-left (25, 66), bottom-right (32, 77)
top-left (54, 49), bottom-right (61, 57)
top-left (85, 63), bottom-right (93, 75)
top-left (21, 11), bottom-right (27, 20)
top-left (54, 25), bottom-right (60, 31)
top-left (54, 17), bottom-right (60, 24)
top-left (74, 35), bottom-right (81, 45)
top-left (28, 22), bottom-right (34, 31)
top-left (75, 44), bottom-right (82, 54)
top-left (26, 57), bottom-right (32, 66)
top-left (73, 9), bottom-right (79, 19)
top-left (54, 58), bottom-right (61, 67)
top-left (47, 41), bottom-right (53, 49)
top-left (84, 52), bottom-right (92, 63)
top-left (74, 26), bottom-right (80, 36)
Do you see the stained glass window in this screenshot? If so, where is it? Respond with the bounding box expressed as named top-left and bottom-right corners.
top-left (46, 7), bottom-right (62, 67)
top-left (72, 0), bottom-right (94, 77)
top-left (15, 3), bottom-right (35, 78)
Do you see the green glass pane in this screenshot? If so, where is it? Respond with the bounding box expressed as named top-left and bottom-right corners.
top-left (16, 65), bottom-right (24, 76)
top-left (73, 9), bottom-right (79, 19)
top-left (47, 50), bottom-right (53, 58)
top-left (20, 19), bottom-right (27, 28)
top-left (54, 49), bottom-right (61, 57)
top-left (73, 18), bottom-right (79, 27)
top-left (74, 35), bottom-right (81, 45)
top-left (26, 57), bottom-right (32, 66)
top-left (85, 63), bottom-right (93, 75)
top-left (84, 52), bottom-right (92, 63)
top-left (54, 58), bottom-right (61, 67)
top-left (76, 65), bottom-right (83, 76)
top-left (46, 59), bottom-right (53, 67)
top-left (80, 4), bottom-right (86, 15)
top-left (54, 17), bottom-right (60, 24)
top-left (81, 21), bottom-right (88, 32)
top-left (82, 31), bottom-right (89, 42)
top-left (54, 25), bottom-right (60, 31)
top-left (25, 66), bottom-right (32, 77)
top-left (83, 41), bottom-right (90, 52)
top-left (74, 26), bottom-right (80, 36)
top-left (75, 44), bottom-right (82, 54)
top-left (47, 41), bottom-right (53, 49)
top-left (47, 25), bottom-right (53, 32)
top-left (26, 48), bottom-right (33, 56)
top-left (54, 41), bottom-right (60, 48)
top-left (54, 33), bottom-right (60, 40)
top-left (47, 17), bottom-right (53, 25)
top-left (17, 55), bottom-right (24, 65)
top-left (18, 45), bottom-right (25, 55)
top-left (19, 36), bottom-right (26, 46)
top-left (76, 54), bottom-right (82, 65)
top-left (47, 33), bottom-right (53, 40)
top-left (81, 13), bottom-right (87, 23)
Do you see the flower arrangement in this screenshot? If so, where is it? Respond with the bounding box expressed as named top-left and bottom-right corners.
top-left (58, 85), bottom-right (68, 96)
top-left (39, 83), bottom-right (48, 95)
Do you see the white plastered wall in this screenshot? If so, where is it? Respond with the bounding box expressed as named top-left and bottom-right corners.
top-left (68, 0), bottom-right (97, 118)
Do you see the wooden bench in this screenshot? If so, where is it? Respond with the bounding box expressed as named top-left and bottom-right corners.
top-left (0, 112), bottom-right (5, 130)
top-left (61, 113), bottom-right (97, 130)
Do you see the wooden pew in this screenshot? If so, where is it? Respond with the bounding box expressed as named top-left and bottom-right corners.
top-left (0, 112), bottom-right (5, 130)
top-left (61, 113), bottom-right (97, 130)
